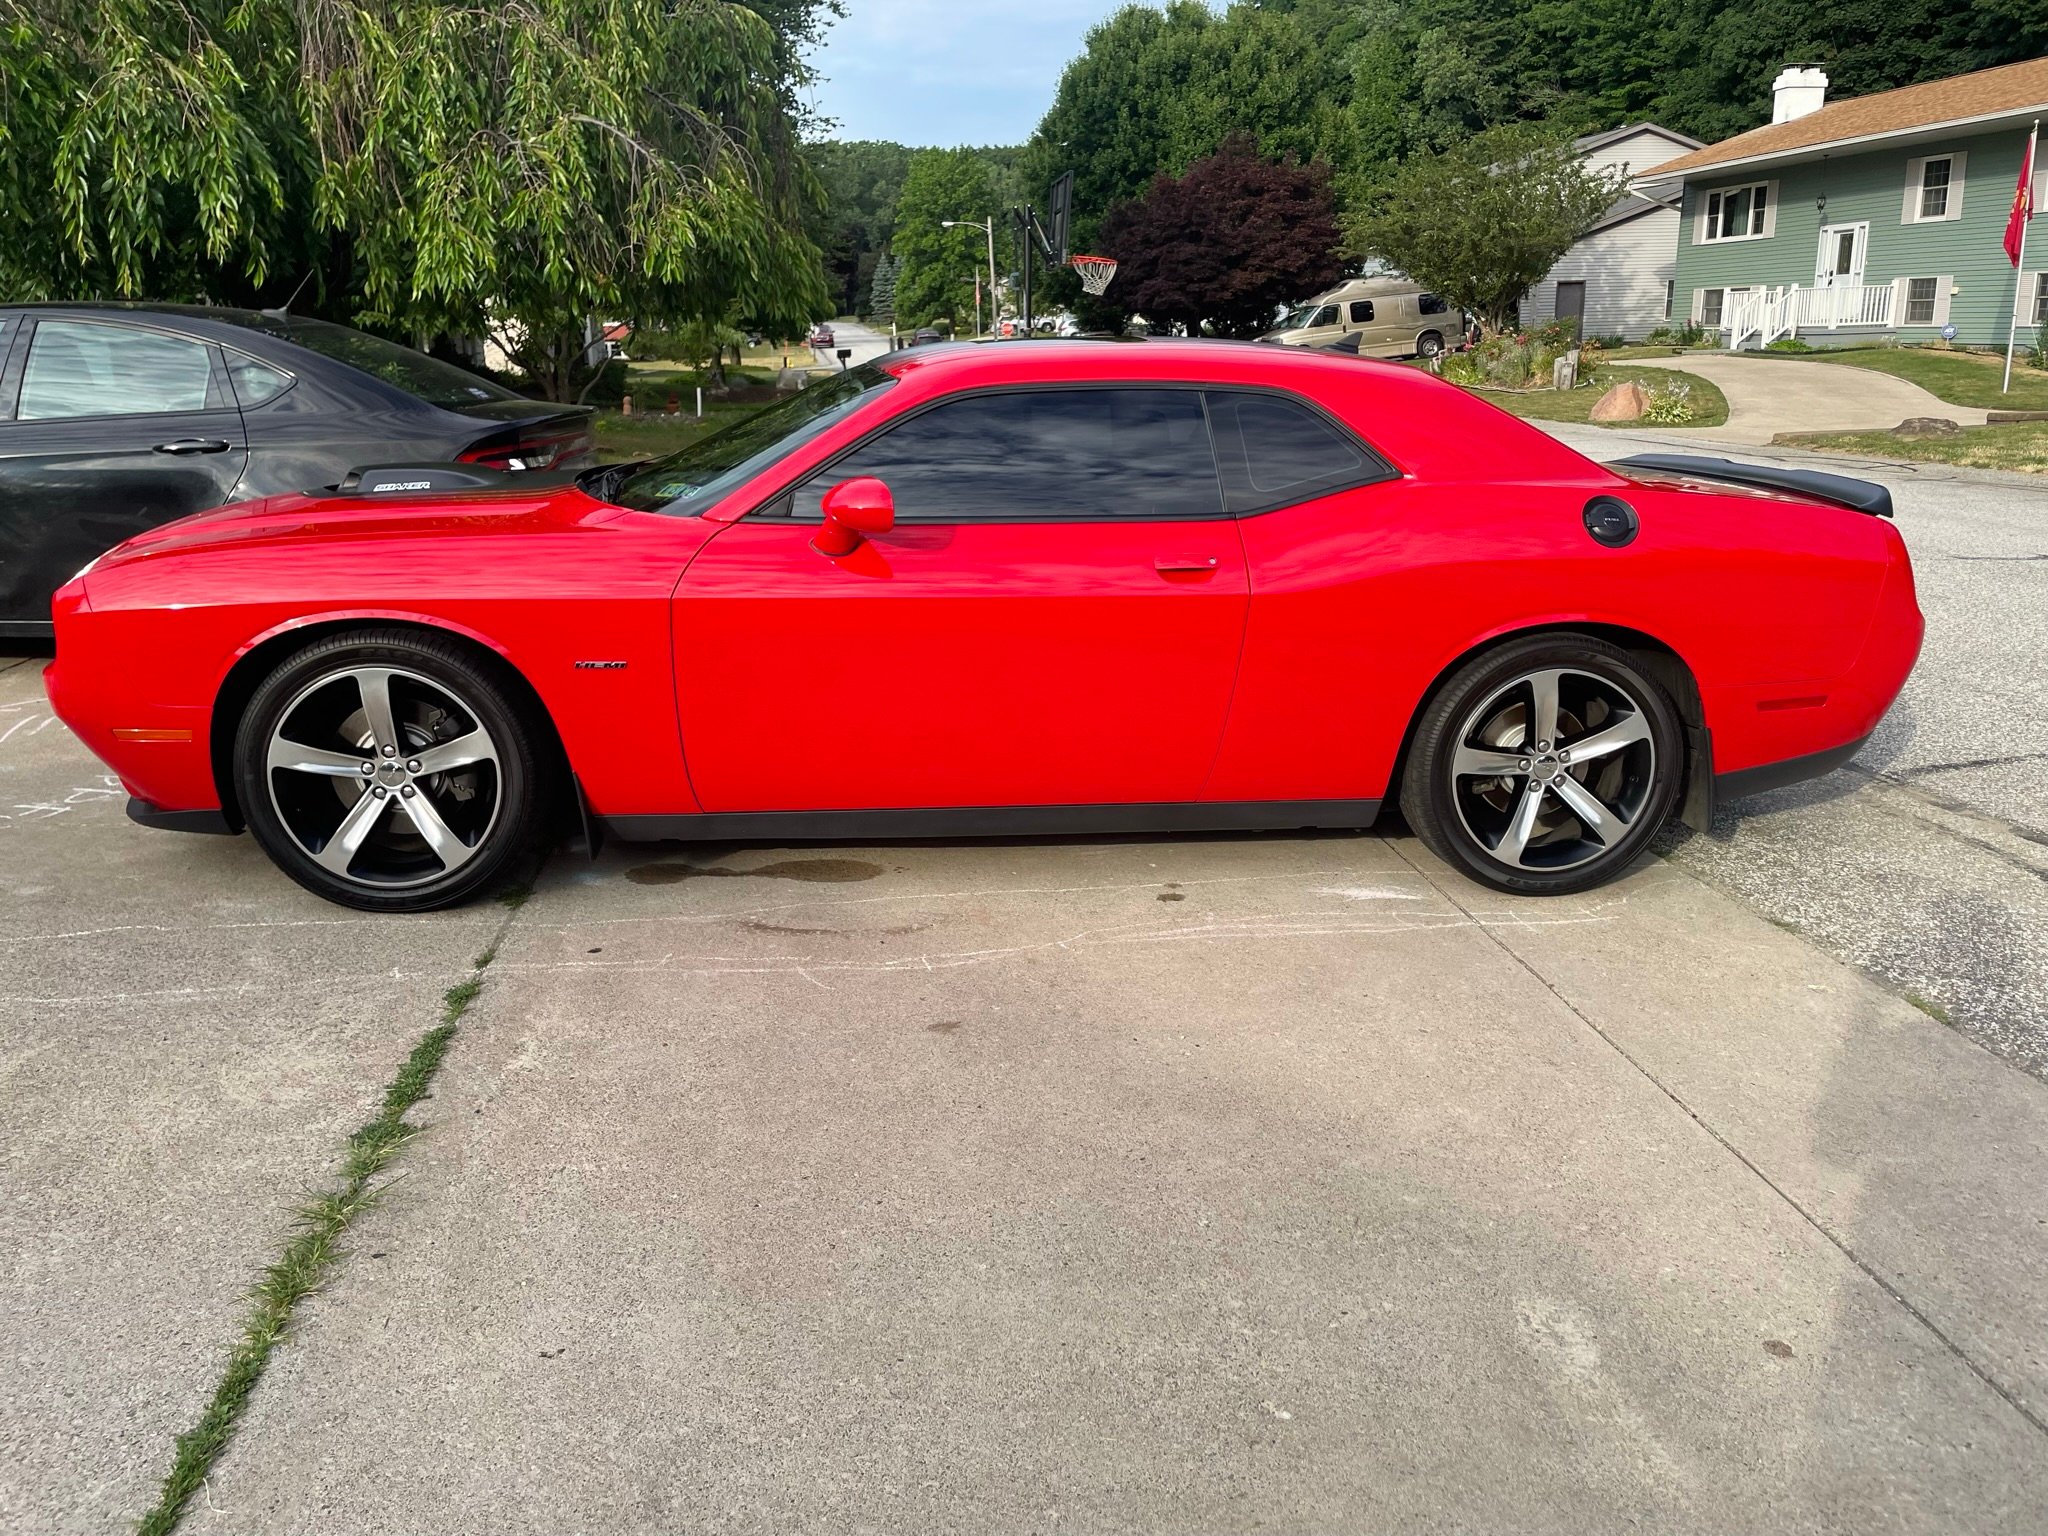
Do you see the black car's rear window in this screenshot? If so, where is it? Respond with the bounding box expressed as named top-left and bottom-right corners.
top-left (209, 314), bottom-right (519, 409)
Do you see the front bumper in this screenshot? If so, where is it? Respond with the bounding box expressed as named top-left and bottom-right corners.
top-left (126, 797), bottom-right (238, 835)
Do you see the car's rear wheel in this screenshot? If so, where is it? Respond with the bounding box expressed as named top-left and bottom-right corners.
top-left (1399, 635), bottom-right (1683, 895)
top-left (1416, 330), bottom-right (1444, 359)
top-left (234, 630), bottom-right (552, 911)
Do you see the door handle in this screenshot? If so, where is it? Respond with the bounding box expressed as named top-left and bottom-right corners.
top-left (153, 438), bottom-right (232, 455)
top-left (1154, 556), bottom-right (1220, 574)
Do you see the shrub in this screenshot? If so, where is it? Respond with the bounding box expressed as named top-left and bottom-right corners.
top-left (1640, 378), bottom-right (1695, 425)
top-left (1648, 320), bottom-right (1708, 348)
top-left (1765, 337), bottom-right (1813, 352)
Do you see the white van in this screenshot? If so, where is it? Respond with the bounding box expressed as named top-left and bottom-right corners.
top-left (1261, 278), bottom-right (1457, 359)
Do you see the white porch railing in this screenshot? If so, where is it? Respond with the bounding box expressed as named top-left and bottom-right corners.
top-left (1724, 283), bottom-right (1899, 348)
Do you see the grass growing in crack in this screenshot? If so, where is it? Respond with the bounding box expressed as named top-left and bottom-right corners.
top-left (135, 953), bottom-right (498, 1535)
top-left (1905, 991), bottom-right (1953, 1025)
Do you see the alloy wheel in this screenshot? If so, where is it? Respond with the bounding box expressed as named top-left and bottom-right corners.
top-left (1446, 667), bottom-right (1656, 872)
top-left (264, 665), bottom-right (502, 889)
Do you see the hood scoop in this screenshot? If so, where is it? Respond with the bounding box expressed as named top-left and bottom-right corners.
top-left (333, 463), bottom-right (511, 496)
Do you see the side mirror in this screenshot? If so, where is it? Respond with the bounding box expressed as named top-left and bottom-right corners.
top-left (812, 477), bottom-right (895, 557)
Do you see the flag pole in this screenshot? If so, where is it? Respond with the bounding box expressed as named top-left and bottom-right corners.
top-left (2007, 118), bottom-right (2039, 395)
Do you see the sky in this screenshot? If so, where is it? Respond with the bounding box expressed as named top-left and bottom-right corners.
top-left (803, 0), bottom-right (1132, 147)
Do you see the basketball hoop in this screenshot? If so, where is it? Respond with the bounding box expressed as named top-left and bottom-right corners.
top-left (1068, 254), bottom-right (1118, 297)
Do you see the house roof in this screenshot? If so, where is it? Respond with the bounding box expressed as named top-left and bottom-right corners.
top-left (1573, 122), bottom-right (1704, 156)
top-left (1576, 189), bottom-right (1680, 237)
top-left (1648, 55), bottom-right (2048, 180)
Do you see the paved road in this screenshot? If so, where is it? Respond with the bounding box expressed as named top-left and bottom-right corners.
top-left (1627, 353), bottom-right (1993, 444)
top-left (1550, 422), bottom-right (2048, 1074)
top-left (810, 317), bottom-right (894, 371)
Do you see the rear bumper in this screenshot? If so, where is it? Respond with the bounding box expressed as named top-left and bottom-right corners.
top-left (1714, 733), bottom-right (1869, 804)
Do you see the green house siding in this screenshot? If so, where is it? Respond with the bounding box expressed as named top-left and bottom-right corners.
top-left (1673, 127), bottom-right (2037, 347)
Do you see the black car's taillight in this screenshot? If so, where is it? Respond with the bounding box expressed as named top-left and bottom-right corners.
top-left (459, 423), bottom-right (595, 472)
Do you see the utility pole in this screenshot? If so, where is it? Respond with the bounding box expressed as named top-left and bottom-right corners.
top-left (942, 217), bottom-right (1000, 337)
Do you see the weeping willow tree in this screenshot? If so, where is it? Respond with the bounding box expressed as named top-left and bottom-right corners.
top-left (0, 0), bottom-right (830, 397)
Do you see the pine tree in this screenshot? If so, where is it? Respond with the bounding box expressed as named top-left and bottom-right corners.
top-left (867, 252), bottom-right (899, 322)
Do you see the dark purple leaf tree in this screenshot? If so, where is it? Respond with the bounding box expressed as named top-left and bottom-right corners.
top-left (1099, 135), bottom-right (1346, 338)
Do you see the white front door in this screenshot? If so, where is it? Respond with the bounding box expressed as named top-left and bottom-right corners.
top-left (1814, 223), bottom-right (1868, 287)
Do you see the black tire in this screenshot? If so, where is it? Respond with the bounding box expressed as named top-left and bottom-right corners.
top-left (1398, 634), bottom-right (1684, 896)
top-left (233, 628), bottom-right (554, 911)
top-left (1416, 331), bottom-right (1444, 359)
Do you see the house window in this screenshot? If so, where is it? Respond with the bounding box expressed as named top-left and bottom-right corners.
top-left (1700, 289), bottom-right (1725, 327)
top-left (1919, 158), bottom-right (1952, 218)
top-left (1904, 153), bottom-right (1966, 223)
top-left (2033, 273), bottom-right (2048, 327)
top-left (1664, 280), bottom-right (1674, 320)
top-left (1903, 277), bottom-right (1939, 325)
top-left (1702, 182), bottom-right (1769, 242)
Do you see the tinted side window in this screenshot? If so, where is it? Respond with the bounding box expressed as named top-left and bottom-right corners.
top-left (227, 355), bottom-right (294, 408)
top-left (1348, 300), bottom-right (1374, 324)
top-left (18, 321), bottom-right (219, 420)
top-left (1207, 392), bottom-right (1377, 513)
top-left (791, 388), bottom-right (1223, 523)
top-left (1418, 293), bottom-right (1449, 316)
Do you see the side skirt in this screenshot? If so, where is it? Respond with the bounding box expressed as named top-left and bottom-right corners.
top-left (603, 799), bottom-right (1383, 845)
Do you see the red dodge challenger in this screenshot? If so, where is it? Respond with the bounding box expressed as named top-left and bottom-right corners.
top-left (45, 340), bottom-right (1922, 912)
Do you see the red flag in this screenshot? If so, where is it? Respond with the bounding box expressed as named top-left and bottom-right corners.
top-left (2007, 129), bottom-right (2037, 267)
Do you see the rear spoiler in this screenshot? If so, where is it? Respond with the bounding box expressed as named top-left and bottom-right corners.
top-left (1612, 453), bottom-right (1893, 519)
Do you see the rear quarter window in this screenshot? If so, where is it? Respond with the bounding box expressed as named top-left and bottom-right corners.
top-left (1205, 391), bottom-right (1388, 513)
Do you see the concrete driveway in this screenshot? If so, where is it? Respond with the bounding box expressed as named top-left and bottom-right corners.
top-left (1628, 353), bottom-right (1993, 444)
top-left (5, 631), bottom-right (2048, 1530)
top-left (1548, 422), bottom-right (2048, 1077)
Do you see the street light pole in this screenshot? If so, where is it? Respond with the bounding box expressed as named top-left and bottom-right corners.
top-left (943, 217), bottom-right (999, 336)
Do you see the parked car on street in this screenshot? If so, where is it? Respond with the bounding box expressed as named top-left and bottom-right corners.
top-left (1262, 278), bottom-right (1458, 359)
top-left (0, 303), bottom-right (593, 635)
top-left (46, 340), bottom-right (1920, 912)
top-left (909, 327), bottom-right (946, 347)
top-left (808, 325), bottom-right (835, 348)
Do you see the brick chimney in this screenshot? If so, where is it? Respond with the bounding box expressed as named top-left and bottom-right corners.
top-left (1772, 66), bottom-right (1829, 124)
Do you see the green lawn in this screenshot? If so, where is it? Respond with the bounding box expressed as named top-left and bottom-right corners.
top-left (1760, 345), bottom-right (2048, 411)
top-left (593, 400), bottom-right (762, 462)
top-left (1464, 365), bottom-right (1730, 428)
top-left (1777, 419), bottom-right (2048, 475)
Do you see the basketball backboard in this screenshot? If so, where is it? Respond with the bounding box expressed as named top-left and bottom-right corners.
top-left (1047, 171), bottom-right (1073, 264)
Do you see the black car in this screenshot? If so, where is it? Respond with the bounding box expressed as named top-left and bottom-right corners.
top-left (0, 303), bottom-right (594, 635)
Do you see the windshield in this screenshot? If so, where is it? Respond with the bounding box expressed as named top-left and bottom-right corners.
top-left (604, 363), bottom-right (896, 515)
top-left (207, 313), bottom-right (522, 409)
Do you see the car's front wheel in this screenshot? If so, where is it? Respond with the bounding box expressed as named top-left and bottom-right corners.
top-left (1398, 635), bottom-right (1683, 895)
top-left (1416, 330), bottom-right (1444, 359)
top-left (234, 630), bottom-right (553, 911)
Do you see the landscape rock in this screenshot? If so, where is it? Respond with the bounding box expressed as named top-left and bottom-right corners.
top-left (1589, 380), bottom-right (1647, 422)
top-left (1894, 416), bottom-right (1960, 435)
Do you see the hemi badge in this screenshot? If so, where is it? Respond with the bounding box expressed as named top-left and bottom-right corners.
top-left (113, 727), bottom-right (194, 742)
top-left (574, 660), bottom-right (628, 671)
